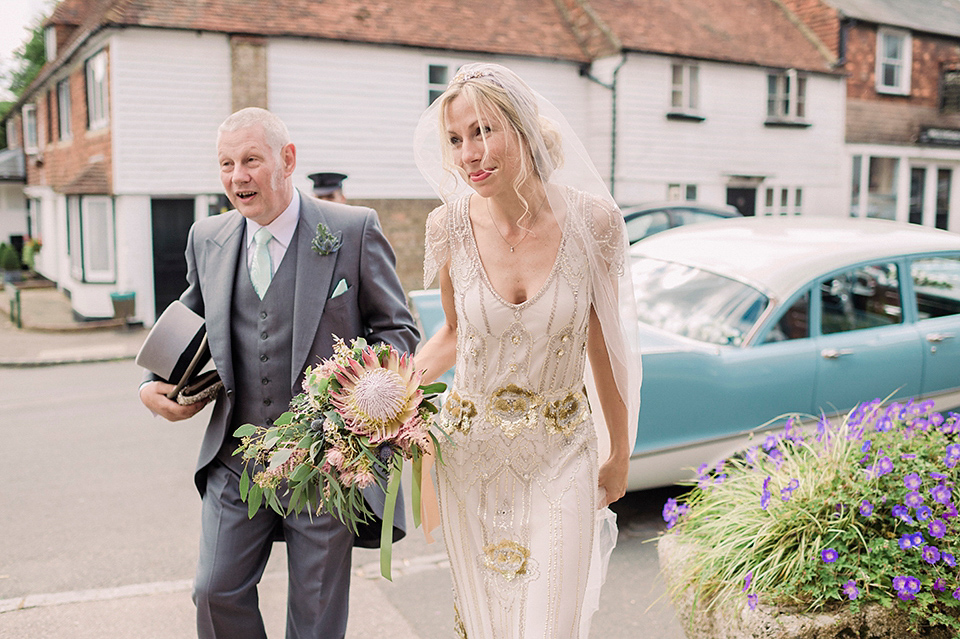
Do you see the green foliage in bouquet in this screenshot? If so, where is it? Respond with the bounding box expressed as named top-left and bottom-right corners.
top-left (661, 398), bottom-right (960, 635)
top-left (233, 337), bottom-right (446, 579)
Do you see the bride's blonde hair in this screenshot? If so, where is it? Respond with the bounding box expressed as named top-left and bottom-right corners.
top-left (436, 66), bottom-right (564, 217)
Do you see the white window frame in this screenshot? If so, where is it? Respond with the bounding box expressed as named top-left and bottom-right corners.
top-left (876, 27), bottom-right (912, 96)
top-left (670, 62), bottom-right (700, 114)
top-left (667, 183), bottom-right (698, 201)
top-left (767, 69), bottom-right (807, 121)
top-left (68, 195), bottom-right (116, 283)
top-left (85, 49), bottom-right (109, 130)
top-left (427, 63), bottom-right (451, 106)
top-left (57, 78), bottom-right (72, 141)
top-left (44, 26), bottom-right (57, 62)
top-left (762, 186), bottom-right (804, 215)
top-left (22, 104), bottom-right (38, 154)
top-left (5, 119), bottom-right (16, 149)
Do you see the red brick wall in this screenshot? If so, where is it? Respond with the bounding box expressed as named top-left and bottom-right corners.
top-left (844, 24), bottom-right (960, 107)
top-left (351, 197), bottom-right (440, 293)
top-left (25, 47), bottom-right (113, 193)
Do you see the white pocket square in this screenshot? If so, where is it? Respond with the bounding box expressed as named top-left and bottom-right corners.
top-left (331, 278), bottom-right (349, 298)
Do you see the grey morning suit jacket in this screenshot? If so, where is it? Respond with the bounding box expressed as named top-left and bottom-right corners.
top-left (146, 190), bottom-right (419, 545)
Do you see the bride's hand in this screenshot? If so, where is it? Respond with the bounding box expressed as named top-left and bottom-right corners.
top-left (597, 453), bottom-right (629, 509)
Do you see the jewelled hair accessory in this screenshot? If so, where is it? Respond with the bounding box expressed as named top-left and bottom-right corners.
top-left (450, 68), bottom-right (495, 86)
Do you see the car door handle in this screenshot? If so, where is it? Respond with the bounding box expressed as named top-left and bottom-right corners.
top-left (926, 332), bottom-right (956, 343)
top-left (821, 348), bottom-right (854, 359)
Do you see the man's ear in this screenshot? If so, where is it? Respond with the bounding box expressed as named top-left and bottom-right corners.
top-left (282, 142), bottom-right (297, 178)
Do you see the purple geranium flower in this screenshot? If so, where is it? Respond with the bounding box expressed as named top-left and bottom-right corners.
top-left (954, 587), bottom-right (960, 601)
top-left (859, 500), bottom-right (874, 517)
top-left (821, 548), bottom-right (839, 563)
top-left (943, 553), bottom-right (956, 567)
top-left (892, 575), bottom-right (922, 601)
top-left (929, 519), bottom-right (947, 539)
top-left (842, 579), bottom-right (859, 600)
top-left (946, 443), bottom-right (960, 469)
top-left (892, 504), bottom-right (915, 524)
top-left (899, 534), bottom-right (918, 550)
top-left (875, 456), bottom-right (894, 477)
top-left (904, 491), bottom-right (925, 509)
top-left (923, 545), bottom-right (942, 564)
top-left (931, 483), bottom-right (952, 505)
top-left (747, 593), bottom-right (758, 610)
top-left (916, 505), bottom-right (932, 521)
top-left (662, 498), bottom-right (689, 530)
top-left (903, 472), bottom-right (923, 490)
top-left (743, 571), bottom-right (753, 592)
top-left (934, 578), bottom-right (947, 592)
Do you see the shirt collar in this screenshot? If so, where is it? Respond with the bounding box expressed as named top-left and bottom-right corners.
top-left (245, 189), bottom-right (301, 249)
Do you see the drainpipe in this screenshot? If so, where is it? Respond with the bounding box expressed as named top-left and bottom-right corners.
top-left (580, 54), bottom-right (627, 200)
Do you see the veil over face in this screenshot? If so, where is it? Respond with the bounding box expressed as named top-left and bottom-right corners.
top-left (414, 61), bottom-right (642, 457)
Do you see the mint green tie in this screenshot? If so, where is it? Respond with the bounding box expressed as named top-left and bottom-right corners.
top-left (250, 227), bottom-right (273, 299)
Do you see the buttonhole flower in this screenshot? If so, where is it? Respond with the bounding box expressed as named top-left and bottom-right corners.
top-left (311, 222), bottom-right (343, 256)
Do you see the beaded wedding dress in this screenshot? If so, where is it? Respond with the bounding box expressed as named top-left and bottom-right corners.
top-left (425, 187), bottom-right (625, 639)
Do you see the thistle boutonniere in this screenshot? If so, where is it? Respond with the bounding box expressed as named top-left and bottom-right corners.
top-left (312, 222), bottom-right (342, 256)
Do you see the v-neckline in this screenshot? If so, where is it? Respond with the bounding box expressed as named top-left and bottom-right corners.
top-left (464, 192), bottom-right (569, 309)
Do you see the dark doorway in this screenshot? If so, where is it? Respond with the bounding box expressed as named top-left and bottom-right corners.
top-left (151, 199), bottom-right (194, 320)
top-left (727, 187), bottom-right (757, 217)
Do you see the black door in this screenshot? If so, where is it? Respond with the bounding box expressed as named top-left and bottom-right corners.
top-left (727, 187), bottom-right (757, 217)
top-left (151, 199), bottom-right (194, 319)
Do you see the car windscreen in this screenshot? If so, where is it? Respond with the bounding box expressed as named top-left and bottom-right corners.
top-left (631, 257), bottom-right (770, 346)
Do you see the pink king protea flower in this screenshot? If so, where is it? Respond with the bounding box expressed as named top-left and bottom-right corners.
top-left (330, 346), bottom-right (423, 443)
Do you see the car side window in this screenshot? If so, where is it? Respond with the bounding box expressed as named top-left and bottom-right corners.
top-left (674, 210), bottom-right (719, 225)
top-left (625, 211), bottom-right (670, 243)
top-left (912, 255), bottom-right (960, 319)
top-left (820, 263), bottom-right (902, 335)
top-left (762, 292), bottom-right (810, 343)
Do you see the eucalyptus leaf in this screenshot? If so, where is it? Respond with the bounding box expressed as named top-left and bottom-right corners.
top-left (239, 469), bottom-right (250, 500)
top-left (234, 423), bottom-right (258, 438)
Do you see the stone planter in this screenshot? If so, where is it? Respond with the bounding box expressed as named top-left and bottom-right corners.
top-left (657, 534), bottom-right (951, 639)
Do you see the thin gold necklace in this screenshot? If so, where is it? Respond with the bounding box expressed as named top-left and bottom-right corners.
top-left (487, 194), bottom-right (546, 253)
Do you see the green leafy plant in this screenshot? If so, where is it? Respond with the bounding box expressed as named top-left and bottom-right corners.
top-left (0, 243), bottom-right (21, 272)
top-left (662, 399), bottom-right (960, 635)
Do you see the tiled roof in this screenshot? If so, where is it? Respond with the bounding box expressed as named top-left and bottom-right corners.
top-left (62, 161), bottom-right (109, 194)
top-left (47, 0), bottom-right (591, 62)
top-left (827, 0), bottom-right (960, 38)
top-left (590, 0), bottom-right (837, 73)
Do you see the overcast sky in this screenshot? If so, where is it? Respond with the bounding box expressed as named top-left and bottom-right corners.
top-left (1, 0), bottom-right (53, 100)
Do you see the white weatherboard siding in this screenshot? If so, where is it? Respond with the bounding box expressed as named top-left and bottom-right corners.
top-left (111, 28), bottom-right (231, 195)
top-left (613, 55), bottom-right (846, 214)
top-left (268, 40), bottom-right (592, 200)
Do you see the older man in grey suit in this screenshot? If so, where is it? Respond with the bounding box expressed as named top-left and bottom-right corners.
top-left (140, 107), bottom-right (419, 639)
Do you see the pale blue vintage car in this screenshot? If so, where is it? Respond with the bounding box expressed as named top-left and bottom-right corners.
top-left (409, 216), bottom-right (960, 490)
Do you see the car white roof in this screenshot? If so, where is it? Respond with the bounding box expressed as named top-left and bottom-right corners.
top-left (630, 216), bottom-right (960, 300)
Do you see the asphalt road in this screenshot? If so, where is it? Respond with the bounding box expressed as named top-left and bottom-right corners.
top-left (0, 359), bottom-right (686, 638)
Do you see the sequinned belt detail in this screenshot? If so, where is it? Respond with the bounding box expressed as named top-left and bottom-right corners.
top-left (481, 539), bottom-right (537, 581)
top-left (442, 390), bottom-right (478, 433)
top-left (442, 386), bottom-right (589, 439)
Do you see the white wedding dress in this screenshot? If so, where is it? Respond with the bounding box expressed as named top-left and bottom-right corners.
top-left (425, 188), bottom-right (622, 639)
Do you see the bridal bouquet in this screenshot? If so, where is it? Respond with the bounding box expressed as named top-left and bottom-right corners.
top-left (233, 337), bottom-right (445, 579)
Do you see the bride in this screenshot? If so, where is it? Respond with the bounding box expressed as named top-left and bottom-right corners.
top-left (413, 62), bottom-right (641, 638)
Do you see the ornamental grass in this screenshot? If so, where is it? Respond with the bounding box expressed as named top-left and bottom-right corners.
top-left (661, 398), bottom-right (960, 635)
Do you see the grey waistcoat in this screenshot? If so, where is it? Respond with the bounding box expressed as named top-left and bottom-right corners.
top-left (217, 233), bottom-right (298, 471)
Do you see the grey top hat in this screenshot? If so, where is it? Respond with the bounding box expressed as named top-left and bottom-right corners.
top-left (137, 301), bottom-right (221, 403)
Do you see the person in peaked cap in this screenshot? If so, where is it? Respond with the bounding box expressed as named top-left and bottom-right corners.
top-left (308, 171), bottom-right (348, 203)
top-left (138, 108), bottom-right (418, 639)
